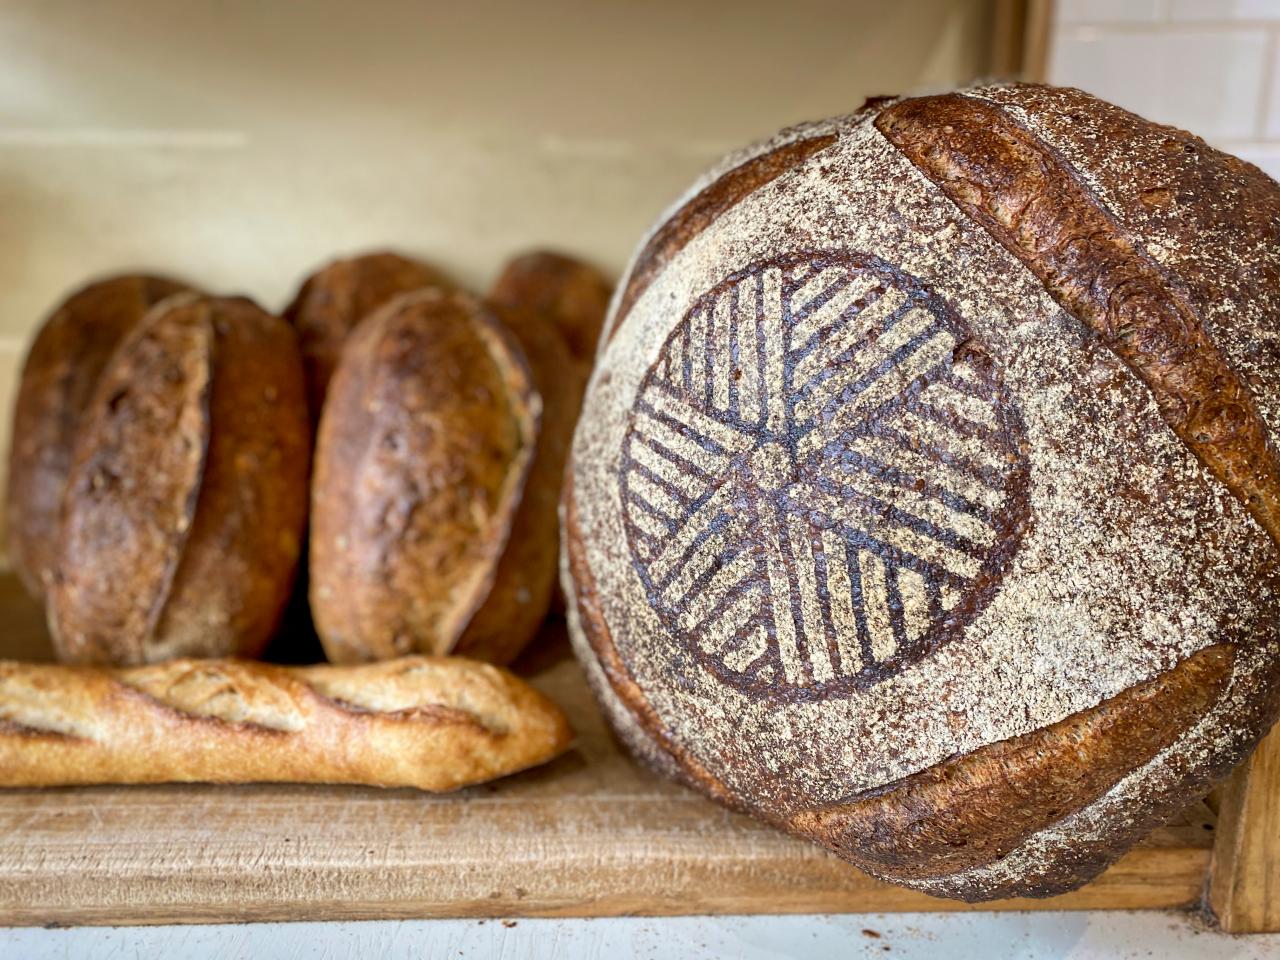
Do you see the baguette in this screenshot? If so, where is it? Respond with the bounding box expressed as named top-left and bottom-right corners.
top-left (0, 655), bottom-right (572, 791)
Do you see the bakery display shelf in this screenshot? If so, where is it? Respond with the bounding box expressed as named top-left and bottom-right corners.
top-left (0, 573), bottom-right (1272, 930)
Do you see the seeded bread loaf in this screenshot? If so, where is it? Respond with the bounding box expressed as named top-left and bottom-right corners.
top-left (284, 251), bottom-right (454, 418)
top-left (561, 82), bottom-right (1280, 901)
top-left (310, 289), bottom-right (539, 662)
top-left (490, 250), bottom-right (612, 371)
top-left (49, 294), bottom-right (311, 665)
top-left (7, 275), bottom-right (190, 600)
top-left (0, 655), bottom-right (571, 791)
top-left (449, 252), bottom-right (612, 657)
top-left (452, 302), bottom-right (578, 663)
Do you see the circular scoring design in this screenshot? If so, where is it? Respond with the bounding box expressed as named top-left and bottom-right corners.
top-left (619, 251), bottom-right (1031, 700)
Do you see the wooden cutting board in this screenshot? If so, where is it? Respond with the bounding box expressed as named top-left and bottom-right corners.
top-left (0, 575), bottom-right (1214, 926)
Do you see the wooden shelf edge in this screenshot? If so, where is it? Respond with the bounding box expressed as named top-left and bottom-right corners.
top-left (1207, 724), bottom-right (1280, 933)
top-left (0, 575), bottom-right (1236, 929)
top-left (0, 846), bottom-right (1210, 928)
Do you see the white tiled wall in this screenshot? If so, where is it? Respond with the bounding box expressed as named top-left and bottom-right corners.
top-left (1051, 0), bottom-right (1280, 179)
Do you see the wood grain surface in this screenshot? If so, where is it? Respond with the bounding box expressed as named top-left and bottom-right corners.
top-left (1208, 724), bottom-right (1280, 933)
top-left (0, 575), bottom-right (1216, 926)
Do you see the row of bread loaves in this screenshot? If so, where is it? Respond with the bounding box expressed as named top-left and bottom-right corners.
top-left (7, 250), bottom-right (609, 667)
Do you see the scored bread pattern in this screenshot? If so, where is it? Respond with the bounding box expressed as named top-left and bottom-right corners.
top-left (620, 252), bottom-right (1030, 699)
top-left (0, 656), bottom-right (573, 791)
top-left (0, 661), bottom-right (310, 738)
top-left (0, 658), bottom-right (517, 740)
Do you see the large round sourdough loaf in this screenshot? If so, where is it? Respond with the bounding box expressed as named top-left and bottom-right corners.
top-left (561, 83), bottom-right (1280, 901)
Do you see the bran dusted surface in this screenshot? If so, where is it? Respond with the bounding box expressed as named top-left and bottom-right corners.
top-left (563, 83), bottom-right (1280, 900)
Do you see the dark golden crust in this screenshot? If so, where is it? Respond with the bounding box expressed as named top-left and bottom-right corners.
top-left (0, 656), bottom-right (573, 791)
top-left (50, 299), bottom-right (215, 664)
top-left (945, 636), bottom-right (1280, 902)
top-left (562, 472), bottom-right (735, 806)
top-left (7, 274), bottom-right (189, 599)
top-left (48, 295), bottom-right (310, 665)
top-left (453, 304), bottom-right (579, 664)
top-left (979, 84), bottom-right (1280, 355)
top-left (876, 93), bottom-right (1280, 548)
top-left (566, 82), bottom-right (1280, 904)
top-left (283, 251), bottom-right (454, 418)
top-left (790, 644), bottom-right (1232, 885)
top-left (487, 253), bottom-right (613, 617)
top-left (150, 298), bottom-right (311, 661)
top-left (310, 289), bottom-right (538, 663)
top-left (489, 251), bottom-right (612, 368)
top-left (610, 134), bottom-right (838, 339)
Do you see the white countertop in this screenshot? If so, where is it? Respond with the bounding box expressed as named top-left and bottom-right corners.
top-left (4, 911), bottom-right (1277, 959)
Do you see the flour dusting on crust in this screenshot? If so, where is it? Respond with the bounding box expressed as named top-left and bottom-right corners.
top-left (563, 82), bottom-right (1280, 900)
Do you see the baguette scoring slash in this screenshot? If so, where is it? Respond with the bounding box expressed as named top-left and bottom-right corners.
top-left (0, 655), bottom-right (573, 792)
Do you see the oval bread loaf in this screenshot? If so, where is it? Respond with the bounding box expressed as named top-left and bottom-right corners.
top-left (49, 294), bottom-right (311, 665)
top-left (452, 303), bottom-right (577, 663)
top-left (0, 655), bottom-right (572, 791)
top-left (7, 274), bottom-right (190, 600)
top-left (561, 82), bottom-right (1280, 901)
top-left (284, 251), bottom-right (454, 417)
top-left (310, 289), bottom-right (539, 662)
top-left (448, 252), bottom-right (613, 659)
top-left (489, 250), bottom-right (612, 371)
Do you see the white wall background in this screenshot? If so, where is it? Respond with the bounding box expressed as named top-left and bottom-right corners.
top-left (0, 0), bottom-right (998, 535)
top-left (1050, 0), bottom-right (1280, 179)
